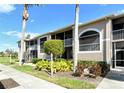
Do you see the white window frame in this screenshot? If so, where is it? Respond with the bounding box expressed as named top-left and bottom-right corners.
top-left (78, 28), bottom-right (103, 53)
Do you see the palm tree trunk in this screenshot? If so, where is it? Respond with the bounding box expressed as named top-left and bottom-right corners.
top-left (19, 19), bottom-right (26, 65)
top-left (73, 4), bottom-right (79, 73)
top-left (19, 5), bottom-right (28, 65)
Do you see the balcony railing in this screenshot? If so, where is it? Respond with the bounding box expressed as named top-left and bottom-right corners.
top-left (64, 38), bottom-right (72, 47)
top-left (28, 45), bottom-right (37, 50)
top-left (79, 43), bottom-right (100, 51)
top-left (113, 29), bottom-right (124, 40)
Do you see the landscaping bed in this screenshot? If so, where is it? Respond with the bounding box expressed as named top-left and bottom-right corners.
top-left (54, 71), bottom-right (103, 86)
top-left (33, 59), bottom-right (110, 86)
top-left (11, 64), bottom-right (96, 89)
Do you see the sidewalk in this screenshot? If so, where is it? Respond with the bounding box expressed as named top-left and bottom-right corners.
top-left (97, 68), bottom-right (124, 89)
top-left (0, 64), bottom-right (66, 89)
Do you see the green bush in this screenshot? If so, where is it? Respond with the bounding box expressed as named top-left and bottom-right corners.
top-left (32, 58), bottom-right (42, 64)
top-left (53, 60), bottom-right (73, 72)
top-left (76, 60), bottom-right (110, 77)
top-left (44, 40), bottom-right (65, 58)
top-left (78, 60), bottom-right (99, 67)
top-left (55, 58), bottom-right (66, 62)
top-left (35, 60), bottom-right (49, 70)
top-left (35, 60), bottom-right (73, 73)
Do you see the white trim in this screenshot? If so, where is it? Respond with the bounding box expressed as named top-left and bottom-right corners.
top-left (79, 28), bottom-right (100, 37)
top-left (38, 35), bottom-right (48, 40)
top-left (78, 51), bottom-right (102, 53)
top-left (37, 36), bottom-right (48, 58)
top-left (78, 28), bottom-right (103, 53)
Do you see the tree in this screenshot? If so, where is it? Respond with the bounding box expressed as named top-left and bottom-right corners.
top-left (44, 40), bottom-right (65, 58)
top-left (19, 4), bottom-right (40, 65)
top-left (0, 52), bottom-right (4, 57)
top-left (5, 49), bottom-right (13, 56)
top-left (19, 4), bottom-right (29, 65)
top-left (73, 4), bottom-right (80, 73)
top-left (44, 40), bottom-right (65, 76)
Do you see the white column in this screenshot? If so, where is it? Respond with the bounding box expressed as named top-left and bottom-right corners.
top-left (106, 19), bottom-right (112, 65)
top-left (73, 4), bottom-right (79, 73)
top-left (37, 38), bottom-right (41, 58)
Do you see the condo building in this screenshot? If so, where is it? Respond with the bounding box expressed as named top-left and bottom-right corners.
top-left (18, 13), bottom-right (124, 68)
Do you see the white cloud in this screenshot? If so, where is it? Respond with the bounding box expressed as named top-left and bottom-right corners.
top-left (0, 4), bottom-right (16, 13)
top-left (2, 31), bottom-right (20, 37)
top-left (115, 9), bottom-right (124, 15)
top-left (1, 31), bottom-right (39, 39)
top-left (30, 19), bottom-right (35, 23)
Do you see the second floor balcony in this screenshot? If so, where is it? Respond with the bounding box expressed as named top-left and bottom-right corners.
top-left (28, 45), bottom-right (37, 50)
top-left (113, 29), bottom-right (124, 40)
top-left (64, 38), bottom-right (72, 47)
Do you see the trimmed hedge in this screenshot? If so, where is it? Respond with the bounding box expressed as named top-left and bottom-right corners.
top-left (35, 59), bottom-right (73, 73)
top-left (76, 60), bottom-right (110, 77)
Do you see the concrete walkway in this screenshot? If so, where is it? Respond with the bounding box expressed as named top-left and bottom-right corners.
top-left (97, 67), bottom-right (124, 89)
top-left (0, 64), bottom-right (66, 89)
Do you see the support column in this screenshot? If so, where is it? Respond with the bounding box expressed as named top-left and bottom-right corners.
top-left (37, 38), bottom-right (40, 58)
top-left (105, 19), bottom-right (113, 65)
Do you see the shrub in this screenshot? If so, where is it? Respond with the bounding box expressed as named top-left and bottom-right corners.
top-left (35, 60), bottom-right (73, 73)
top-left (35, 60), bottom-right (49, 70)
top-left (55, 58), bottom-right (66, 62)
top-left (44, 40), bottom-right (65, 58)
top-left (99, 62), bottom-right (110, 76)
top-left (53, 60), bottom-right (73, 72)
top-left (76, 60), bottom-right (110, 77)
top-left (32, 58), bottom-right (42, 64)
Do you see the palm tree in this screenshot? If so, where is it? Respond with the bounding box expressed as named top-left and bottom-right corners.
top-left (19, 4), bottom-right (39, 65)
top-left (19, 4), bottom-right (28, 65)
top-left (73, 4), bottom-right (79, 73)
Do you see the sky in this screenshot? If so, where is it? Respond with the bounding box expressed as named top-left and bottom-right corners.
top-left (0, 4), bottom-right (124, 52)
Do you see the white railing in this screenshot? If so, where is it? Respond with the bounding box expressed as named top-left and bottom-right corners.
top-left (64, 38), bottom-right (72, 47)
top-left (79, 43), bottom-right (100, 51)
top-left (113, 29), bottom-right (124, 40)
top-left (29, 45), bottom-right (37, 50)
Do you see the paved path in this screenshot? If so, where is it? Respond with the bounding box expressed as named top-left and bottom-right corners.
top-left (97, 67), bottom-right (124, 89)
top-left (0, 64), bottom-right (66, 89)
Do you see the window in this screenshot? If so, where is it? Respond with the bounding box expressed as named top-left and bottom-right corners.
top-left (79, 30), bottom-right (100, 51)
top-left (40, 37), bottom-right (47, 53)
top-left (30, 40), bottom-right (37, 46)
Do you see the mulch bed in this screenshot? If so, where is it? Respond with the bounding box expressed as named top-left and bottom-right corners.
top-left (53, 71), bottom-right (104, 86)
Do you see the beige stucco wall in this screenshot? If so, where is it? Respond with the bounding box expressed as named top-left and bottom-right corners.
top-left (77, 19), bottom-right (110, 61)
top-left (78, 52), bottom-right (103, 61)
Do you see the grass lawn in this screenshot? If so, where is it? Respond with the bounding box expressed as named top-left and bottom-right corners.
top-left (0, 57), bottom-right (96, 89)
top-left (0, 56), bottom-right (16, 65)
